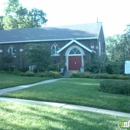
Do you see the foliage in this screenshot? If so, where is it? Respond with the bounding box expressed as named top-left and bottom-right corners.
top-left (20, 71), bottom-right (35, 77)
top-left (84, 62), bottom-right (99, 73)
top-left (70, 71), bottom-right (130, 79)
top-left (2, 54), bottom-right (14, 71)
top-left (106, 62), bottom-right (124, 74)
top-left (0, 16), bottom-right (4, 30)
top-left (85, 54), bottom-right (109, 73)
top-left (106, 25), bottom-right (130, 63)
top-left (1, 0), bottom-right (47, 29)
top-left (106, 35), bottom-right (121, 62)
top-left (39, 71), bottom-right (62, 78)
top-left (100, 80), bottom-right (130, 95)
top-left (24, 43), bottom-right (51, 72)
top-left (49, 64), bottom-right (59, 71)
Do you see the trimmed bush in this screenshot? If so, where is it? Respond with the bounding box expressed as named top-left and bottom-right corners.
top-left (70, 71), bottom-right (88, 78)
top-left (39, 71), bottom-right (62, 78)
top-left (49, 64), bottom-right (59, 71)
top-left (70, 72), bottom-right (130, 80)
top-left (100, 80), bottom-right (130, 95)
top-left (20, 71), bottom-right (35, 77)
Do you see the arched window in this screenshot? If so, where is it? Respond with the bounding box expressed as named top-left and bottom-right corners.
top-left (8, 46), bottom-right (15, 55)
top-left (69, 48), bottom-right (81, 54)
top-left (51, 43), bottom-right (60, 55)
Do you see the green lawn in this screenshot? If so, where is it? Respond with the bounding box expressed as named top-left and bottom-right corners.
top-left (2, 78), bottom-right (130, 113)
top-left (0, 101), bottom-right (129, 130)
top-left (0, 73), bottom-right (51, 89)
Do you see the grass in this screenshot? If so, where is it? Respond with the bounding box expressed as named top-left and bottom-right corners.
top-left (0, 101), bottom-right (129, 130)
top-left (2, 78), bottom-right (130, 113)
top-left (0, 73), bottom-right (51, 89)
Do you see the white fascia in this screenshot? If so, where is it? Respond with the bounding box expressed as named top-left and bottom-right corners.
top-left (57, 39), bottom-right (95, 54)
top-left (0, 37), bottom-right (98, 44)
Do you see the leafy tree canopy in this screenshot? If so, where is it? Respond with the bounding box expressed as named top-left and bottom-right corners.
top-left (1, 0), bottom-right (47, 30)
top-left (24, 43), bottom-right (51, 72)
top-left (106, 24), bottom-right (130, 63)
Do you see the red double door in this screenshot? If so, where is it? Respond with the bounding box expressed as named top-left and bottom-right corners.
top-left (69, 56), bottom-right (81, 70)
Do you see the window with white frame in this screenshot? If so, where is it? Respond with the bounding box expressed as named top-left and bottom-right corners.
top-left (69, 48), bottom-right (81, 54)
top-left (51, 43), bottom-right (60, 55)
top-left (8, 46), bottom-right (15, 55)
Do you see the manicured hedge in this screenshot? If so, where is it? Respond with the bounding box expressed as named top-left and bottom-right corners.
top-left (20, 71), bottom-right (62, 78)
top-left (20, 71), bottom-right (35, 77)
top-left (70, 71), bottom-right (130, 79)
top-left (39, 71), bottom-right (62, 78)
top-left (100, 80), bottom-right (130, 95)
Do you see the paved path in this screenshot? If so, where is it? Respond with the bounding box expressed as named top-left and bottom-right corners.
top-left (0, 97), bottom-right (130, 118)
top-left (0, 78), bottom-right (130, 118)
top-left (0, 78), bottom-right (61, 95)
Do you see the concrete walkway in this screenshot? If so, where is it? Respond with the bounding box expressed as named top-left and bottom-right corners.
top-left (0, 78), bottom-right (130, 118)
top-left (0, 78), bottom-right (61, 95)
top-left (0, 97), bottom-right (130, 118)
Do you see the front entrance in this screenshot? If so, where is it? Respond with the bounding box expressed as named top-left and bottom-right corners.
top-left (65, 45), bottom-right (85, 71)
top-left (69, 56), bottom-right (81, 70)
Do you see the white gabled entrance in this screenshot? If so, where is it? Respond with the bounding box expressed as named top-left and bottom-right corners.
top-left (57, 39), bottom-right (94, 71)
top-left (65, 45), bottom-right (84, 71)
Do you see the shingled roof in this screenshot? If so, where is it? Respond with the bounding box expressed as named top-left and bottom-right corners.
top-left (0, 22), bottom-right (102, 44)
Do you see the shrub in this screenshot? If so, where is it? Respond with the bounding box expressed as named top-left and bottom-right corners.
top-left (12, 70), bottom-right (20, 75)
top-left (70, 71), bottom-right (79, 78)
top-left (19, 67), bottom-right (28, 72)
top-left (84, 62), bottom-right (99, 73)
top-left (100, 80), bottom-right (130, 95)
top-left (20, 71), bottom-right (35, 77)
top-left (70, 71), bottom-right (84, 78)
top-left (106, 63), bottom-right (124, 74)
top-left (84, 73), bottom-right (91, 78)
top-left (39, 71), bottom-right (61, 78)
top-left (70, 72), bottom-right (130, 80)
top-left (49, 64), bottom-right (59, 71)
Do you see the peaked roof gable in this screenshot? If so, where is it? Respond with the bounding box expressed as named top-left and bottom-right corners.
top-left (0, 23), bottom-right (102, 44)
top-left (57, 39), bottom-right (95, 53)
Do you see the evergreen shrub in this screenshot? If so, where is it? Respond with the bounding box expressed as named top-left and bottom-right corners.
top-left (20, 71), bottom-right (35, 77)
top-left (70, 72), bottom-right (130, 79)
top-left (39, 71), bottom-right (61, 78)
top-left (100, 80), bottom-right (130, 95)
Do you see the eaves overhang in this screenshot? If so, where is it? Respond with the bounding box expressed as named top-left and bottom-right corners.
top-left (0, 37), bottom-right (98, 44)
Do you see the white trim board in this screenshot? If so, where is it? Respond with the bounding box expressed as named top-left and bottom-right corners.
top-left (57, 39), bottom-right (95, 53)
top-left (0, 37), bottom-right (98, 44)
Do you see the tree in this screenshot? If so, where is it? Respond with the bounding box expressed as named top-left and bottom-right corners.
top-left (2, 54), bottom-right (14, 71)
top-left (0, 16), bottom-right (4, 30)
top-left (106, 25), bottom-right (130, 63)
top-left (92, 53), bottom-right (108, 73)
top-left (24, 43), bottom-right (51, 72)
top-left (2, 0), bottom-right (47, 29)
top-left (119, 24), bottom-right (130, 61)
top-left (106, 35), bottom-right (121, 62)
top-left (85, 53), bottom-right (108, 73)
top-left (105, 25), bottom-right (130, 74)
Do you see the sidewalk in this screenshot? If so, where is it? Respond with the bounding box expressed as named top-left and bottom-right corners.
top-left (0, 97), bottom-right (130, 118)
top-left (0, 78), bottom-right (130, 118)
top-left (0, 78), bottom-right (61, 95)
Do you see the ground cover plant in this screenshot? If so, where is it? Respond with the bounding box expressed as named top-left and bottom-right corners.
top-left (0, 101), bottom-right (129, 130)
top-left (0, 73), bottom-right (51, 89)
top-left (2, 78), bottom-right (130, 113)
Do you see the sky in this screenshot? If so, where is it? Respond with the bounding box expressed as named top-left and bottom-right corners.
top-left (0, 0), bottom-right (130, 36)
